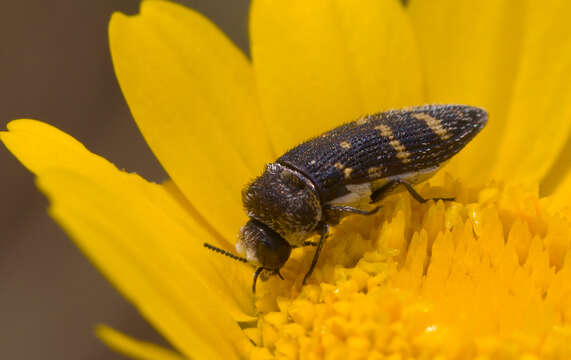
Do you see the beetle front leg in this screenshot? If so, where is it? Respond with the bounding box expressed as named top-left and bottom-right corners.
top-left (322, 204), bottom-right (380, 226)
top-left (325, 205), bottom-right (380, 216)
top-left (302, 223), bottom-right (329, 285)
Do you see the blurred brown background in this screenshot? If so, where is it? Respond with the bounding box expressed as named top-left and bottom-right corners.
top-left (0, 0), bottom-right (249, 358)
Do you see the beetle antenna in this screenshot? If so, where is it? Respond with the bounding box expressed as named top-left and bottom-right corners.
top-left (203, 243), bottom-right (248, 263)
top-left (252, 267), bottom-right (264, 293)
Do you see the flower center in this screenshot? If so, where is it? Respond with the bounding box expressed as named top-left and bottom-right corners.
top-left (248, 175), bottom-right (571, 359)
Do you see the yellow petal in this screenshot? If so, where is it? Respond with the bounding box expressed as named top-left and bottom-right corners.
top-left (492, 0), bottom-right (571, 184)
top-left (543, 137), bottom-right (571, 196)
top-left (109, 0), bottom-right (271, 242)
top-left (96, 325), bottom-right (184, 360)
top-left (1, 119), bottom-right (255, 320)
top-left (250, 0), bottom-right (423, 155)
top-left (408, 0), bottom-right (525, 182)
top-left (553, 167), bottom-right (571, 210)
top-left (41, 169), bottom-right (251, 358)
top-left (0, 120), bottom-right (255, 356)
top-left (1, 119), bottom-right (115, 177)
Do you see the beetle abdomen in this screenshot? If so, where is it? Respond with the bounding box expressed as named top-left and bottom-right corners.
top-left (277, 105), bottom-right (487, 202)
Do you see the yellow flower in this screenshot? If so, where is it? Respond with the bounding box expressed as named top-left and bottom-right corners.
top-left (2, 0), bottom-right (571, 358)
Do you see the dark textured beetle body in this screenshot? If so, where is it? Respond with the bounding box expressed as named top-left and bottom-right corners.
top-left (208, 105), bottom-right (488, 291)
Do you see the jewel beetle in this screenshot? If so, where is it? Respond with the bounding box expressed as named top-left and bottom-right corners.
top-left (205, 104), bottom-right (488, 292)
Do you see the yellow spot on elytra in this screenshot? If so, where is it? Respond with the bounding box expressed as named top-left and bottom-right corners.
top-left (344, 167), bottom-right (353, 179)
top-left (390, 140), bottom-right (406, 153)
top-left (340, 141), bottom-right (351, 149)
top-left (413, 112), bottom-right (451, 140)
top-left (375, 124), bottom-right (392, 137)
top-left (356, 116), bottom-right (368, 125)
top-left (375, 124), bottom-right (411, 164)
top-left (368, 166), bottom-right (383, 178)
top-left (334, 162), bottom-right (345, 170)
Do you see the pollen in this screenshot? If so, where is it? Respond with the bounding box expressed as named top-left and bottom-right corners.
top-left (250, 175), bottom-right (571, 359)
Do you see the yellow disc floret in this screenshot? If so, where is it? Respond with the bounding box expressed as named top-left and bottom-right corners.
top-left (249, 174), bottom-right (571, 359)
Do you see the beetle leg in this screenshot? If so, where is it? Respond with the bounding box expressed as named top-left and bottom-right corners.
top-left (302, 223), bottom-right (329, 285)
top-left (302, 241), bottom-right (319, 247)
top-left (371, 179), bottom-right (454, 204)
top-left (398, 180), bottom-right (454, 203)
top-left (325, 205), bottom-right (380, 216)
top-left (370, 180), bottom-right (399, 203)
top-left (322, 205), bottom-right (380, 226)
top-left (291, 240), bottom-right (319, 248)
top-left (252, 267), bottom-right (265, 293)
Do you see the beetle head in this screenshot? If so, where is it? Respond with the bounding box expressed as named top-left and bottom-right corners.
top-left (203, 219), bottom-right (291, 293)
top-left (236, 219), bottom-right (292, 292)
top-left (237, 219), bottom-right (292, 270)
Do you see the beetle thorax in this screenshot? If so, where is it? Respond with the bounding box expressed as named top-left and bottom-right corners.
top-left (242, 163), bottom-right (322, 246)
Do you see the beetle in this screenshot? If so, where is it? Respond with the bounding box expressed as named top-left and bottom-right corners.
top-left (205, 104), bottom-right (488, 292)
